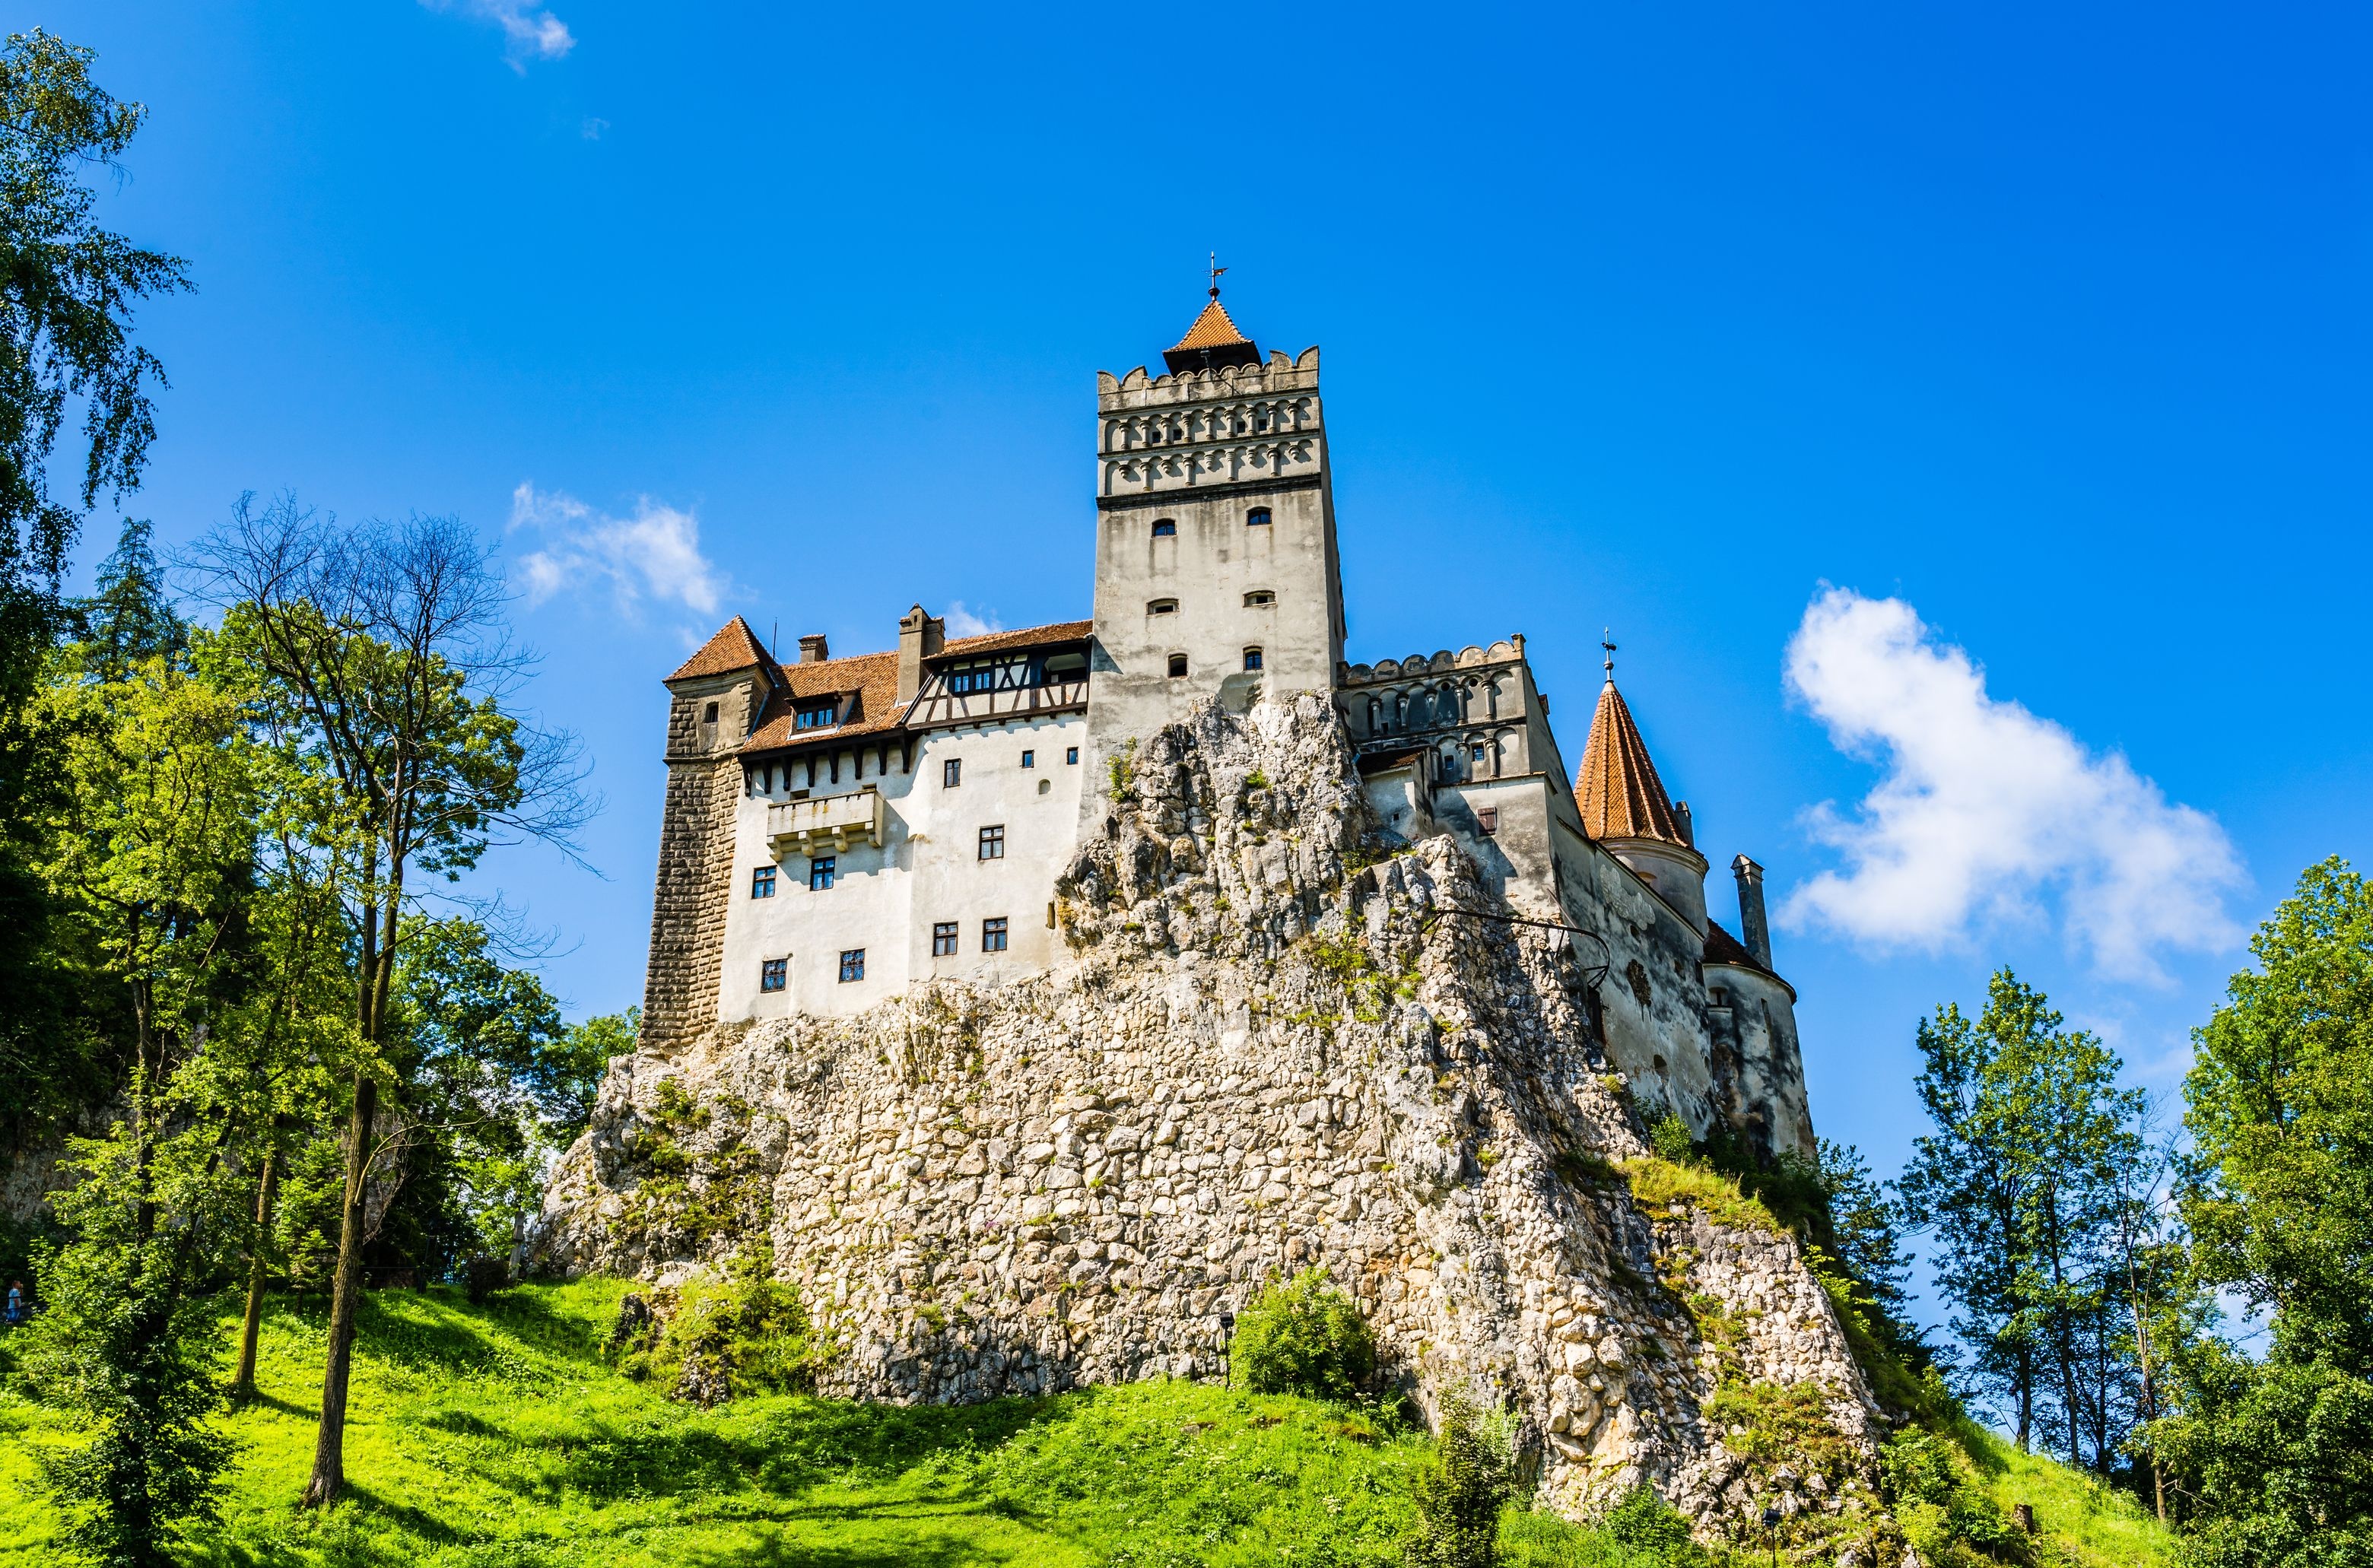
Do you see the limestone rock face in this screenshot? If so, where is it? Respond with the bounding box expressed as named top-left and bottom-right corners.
top-left (541, 694), bottom-right (1882, 1530)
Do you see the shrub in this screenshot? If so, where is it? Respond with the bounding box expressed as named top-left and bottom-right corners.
top-left (1649, 1113), bottom-right (1695, 1166)
top-left (1603, 1485), bottom-right (1711, 1567)
top-left (1231, 1268), bottom-right (1377, 1402)
top-left (1879, 1427), bottom-right (2016, 1566)
top-left (1406, 1396), bottom-right (1512, 1567)
top-left (617, 1249), bottom-right (817, 1405)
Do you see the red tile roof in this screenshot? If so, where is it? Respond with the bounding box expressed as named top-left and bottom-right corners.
top-left (666, 616), bottom-right (777, 683)
top-left (1575, 679), bottom-right (1688, 846)
top-left (1168, 299), bottom-right (1252, 354)
top-left (740, 617), bottom-right (1091, 754)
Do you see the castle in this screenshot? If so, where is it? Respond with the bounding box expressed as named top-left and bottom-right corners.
top-left (640, 290), bottom-right (1815, 1160)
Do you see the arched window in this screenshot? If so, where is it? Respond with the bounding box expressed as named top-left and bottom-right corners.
top-left (1246, 506), bottom-right (1271, 527)
top-left (1148, 598), bottom-right (1177, 616)
top-left (1167, 653), bottom-right (1188, 678)
top-left (1244, 589), bottom-right (1275, 607)
top-left (1242, 646), bottom-right (1263, 671)
top-left (1152, 518), bottom-right (1177, 538)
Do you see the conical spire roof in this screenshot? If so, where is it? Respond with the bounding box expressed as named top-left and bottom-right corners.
top-left (1164, 294), bottom-right (1262, 373)
top-left (666, 615), bottom-right (774, 682)
top-left (1576, 678), bottom-right (1688, 846)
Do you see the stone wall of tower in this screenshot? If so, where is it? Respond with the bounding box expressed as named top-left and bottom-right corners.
top-left (640, 672), bottom-right (761, 1052)
top-left (1078, 348), bottom-right (1343, 828)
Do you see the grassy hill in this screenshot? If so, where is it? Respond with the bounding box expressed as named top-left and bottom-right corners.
top-left (0, 1280), bottom-right (2172, 1567)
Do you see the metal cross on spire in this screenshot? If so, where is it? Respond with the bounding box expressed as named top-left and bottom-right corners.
top-left (1209, 251), bottom-right (1227, 300)
top-left (1602, 629), bottom-right (1618, 681)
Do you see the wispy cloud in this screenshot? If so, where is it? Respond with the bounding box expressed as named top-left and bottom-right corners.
top-left (944, 601), bottom-right (1002, 639)
top-left (1779, 587), bottom-right (2243, 982)
top-left (580, 116), bottom-right (609, 141)
top-left (421, 0), bottom-right (574, 70)
top-left (508, 482), bottom-right (725, 620)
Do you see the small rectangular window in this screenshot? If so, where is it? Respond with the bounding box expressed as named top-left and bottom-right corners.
top-left (932, 921), bottom-right (958, 957)
top-left (1477, 807), bottom-right (1498, 835)
top-left (1152, 518), bottom-right (1177, 538)
top-left (1244, 590), bottom-right (1275, 607)
top-left (1243, 647), bottom-right (1263, 671)
top-left (810, 856), bottom-right (837, 890)
top-left (1021, 749), bottom-right (1034, 769)
top-left (751, 865), bottom-right (777, 898)
top-left (1167, 654), bottom-right (1187, 678)
top-left (838, 949), bottom-right (865, 982)
top-left (1066, 747), bottom-right (1079, 764)
top-left (979, 824), bottom-right (1005, 860)
top-left (794, 701), bottom-right (839, 730)
top-left (982, 917), bottom-right (1009, 953)
top-left (703, 701), bottom-right (720, 722)
top-left (1148, 598), bottom-right (1177, 615)
top-left (760, 957), bottom-right (786, 992)
top-left (1246, 507), bottom-right (1272, 526)
top-left (943, 757), bottom-right (961, 788)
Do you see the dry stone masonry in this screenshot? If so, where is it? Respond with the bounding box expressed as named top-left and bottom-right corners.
top-left (543, 695), bottom-right (1893, 1544)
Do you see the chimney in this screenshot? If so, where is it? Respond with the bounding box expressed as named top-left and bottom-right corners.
top-left (1732, 854), bottom-right (1771, 969)
top-left (797, 633), bottom-right (831, 664)
top-left (896, 604), bottom-right (944, 703)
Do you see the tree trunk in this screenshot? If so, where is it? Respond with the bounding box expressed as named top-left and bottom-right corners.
top-left (302, 1074), bottom-right (375, 1508)
top-left (230, 1149), bottom-right (279, 1403)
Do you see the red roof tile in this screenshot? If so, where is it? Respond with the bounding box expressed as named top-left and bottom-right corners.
top-left (741, 617), bottom-right (1091, 754)
top-left (666, 616), bottom-right (775, 683)
top-left (1575, 679), bottom-right (1688, 846)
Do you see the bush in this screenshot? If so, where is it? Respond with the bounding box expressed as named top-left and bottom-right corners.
top-left (1648, 1113), bottom-right (1695, 1166)
top-left (1231, 1268), bottom-right (1377, 1402)
top-left (1603, 1485), bottom-right (1709, 1566)
top-left (1407, 1396), bottom-right (1513, 1567)
top-left (1879, 1427), bottom-right (2016, 1566)
top-left (616, 1249), bottom-right (818, 1405)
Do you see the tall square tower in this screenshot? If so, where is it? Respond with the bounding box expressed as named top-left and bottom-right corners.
top-left (1079, 294), bottom-right (1345, 793)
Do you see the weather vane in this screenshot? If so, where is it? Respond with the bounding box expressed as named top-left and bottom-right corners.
top-left (1603, 629), bottom-right (1617, 679)
top-left (1209, 251), bottom-right (1227, 300)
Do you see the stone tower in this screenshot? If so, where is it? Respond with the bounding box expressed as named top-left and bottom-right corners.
top-left (1078, 290), bottom-right (1345, 807)
top-left (642, 616), bottom-right (777, 1052)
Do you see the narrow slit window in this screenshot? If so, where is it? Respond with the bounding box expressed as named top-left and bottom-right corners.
top-left (1167, 654), bottom-right (1188, 678)
top-left (982, 917), bottom-right (1009, 953)
top-left (1242, 647), bottom-right (1263, 672)
top-left (1066, 747), bottom-right (1079, 764)
top-left (979, 824), bottom-right (1005, 860)
top-left (760, 958), bottom-right (786, 992)
top-left (932, 922), bottom-right (958, 957)
top-left (838, 949), bottom-right (865, 982)
top-left (943, 757), bottom-right (961, 788)
top-left (809, 855), bottom-right (837, 890)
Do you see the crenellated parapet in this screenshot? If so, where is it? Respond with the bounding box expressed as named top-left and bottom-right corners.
top-left (1094, 350), bottom-right (1326, 509)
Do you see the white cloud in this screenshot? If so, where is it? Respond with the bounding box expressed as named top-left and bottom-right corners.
top-left (580, 116), bottom-right (608, 140)
top-left (1778, 587), bottom-right (2243, 982)
top-left (944, 601), bottom-right (1002, 639)
top-left (422, 0), bottom-right (575, 70)
top-left (508, 482), bottom-right (725, 619)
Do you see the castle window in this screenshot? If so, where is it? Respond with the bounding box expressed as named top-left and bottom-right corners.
top-left (1246, 507), bottom-right (1271, 526)
top-left (1067, 747), bottom-right (1079, 764)
top-left (979, 824), bottom-right (1005, 859)
top-left (1244, 590), bottom-right (1274, 607)
top-left (1243, 646), bottom-right (1263, 671)
top-left (943, 757), bottom-right (961, 788)
top-left (1021, 749), bottom-right (1034, 769)
top-left (1148, 598), bottom-right (1177, 616)
top-left (839, 949), bottom-right (865, 982)
top-left (1152, 518), bottom-right (1177, 538)
top-left (761, 958), bottom-right (786, 992)
top-left (794, 700), bottom-right (839, 730)
top-left (982, 917), bottom-right (1009, 953)
top-left (932, 922), bottom-right (958, 957)
top-left (704, 701), bottom-right (719, 722)
top-left (1167, 654), bottom-right (1188, 678)
top-left (1471, 744), bottom-right (1486, 770)
top-left (809, 856), bottom-right (837, 890)
top-left (751, 865), bottom-right (777, 899)
top-left (1477, 807), bottom-right (1498, 836)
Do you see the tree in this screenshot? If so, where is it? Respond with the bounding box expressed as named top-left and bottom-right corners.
top-left (186, 494), bottom-right (590, 1507)
top-left (1900, 970), bottom-right (2151, 1469)
top-left (2155, 858), bottom-right (2373, 1563)
top-left (1819, 1138), bottom-right (1917, 1332)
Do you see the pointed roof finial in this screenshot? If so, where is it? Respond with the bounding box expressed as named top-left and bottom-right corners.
top-left (1164, 265), bottom-right (1260, 373)
top-left (1209, 249), bottom-right (1227, 300)
top-left (1602, 628), bottom-right (1617, 683)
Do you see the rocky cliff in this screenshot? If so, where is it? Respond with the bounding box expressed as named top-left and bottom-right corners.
top-left (541, 694), bottom-right (1893, 1543)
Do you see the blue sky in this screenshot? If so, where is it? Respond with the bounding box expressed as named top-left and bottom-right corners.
top-left (35, 2), bottom-right (2372, 1327)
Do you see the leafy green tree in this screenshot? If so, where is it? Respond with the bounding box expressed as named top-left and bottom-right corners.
top-left (1819, 1138), bottom-right (1917, 1333)
top-left (1406, 1395), bottom-right (1512, 1568)
top-left (1900, 970), bottom-right (2150, 1468)
top-left (2155, 858), bottom-right (2373, 1563)
top-left (188, 494), bottom-right (589, 1506)
top-left (1230, 1267), bottom-right (1377, 1402)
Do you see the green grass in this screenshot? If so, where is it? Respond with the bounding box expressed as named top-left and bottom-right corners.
top-left (1619, 1157), bottom-right (1784, 1234)
top-left (0, 1279), bottom-right (1634, 1567)
top-left (1950, 1419), bottom-right (2174, 1568)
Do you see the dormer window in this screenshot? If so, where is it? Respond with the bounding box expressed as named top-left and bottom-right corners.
top-left (793, 699), bottom-right (840, 730)
top-left (1148, 598), bottom-right (1177, 616)
top-left (1152, 518), bottom-right (1177, 538)
top-left (1246, 507), bottom-right (1271, 526)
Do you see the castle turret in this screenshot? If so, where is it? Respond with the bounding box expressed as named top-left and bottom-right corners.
top-left (643, 615), bottom-right (778, 1052)
top-left (1078, 284), bottom-right (1345, 816)
top-left (1575, 672), bottom-right (1709, 933)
